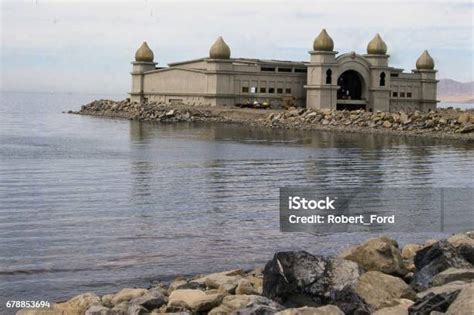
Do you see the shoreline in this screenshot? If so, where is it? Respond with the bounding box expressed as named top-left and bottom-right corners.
top-left (69, 99), bottom-right (474, 142)
top-left (16, 232), bottom-right (474, 314)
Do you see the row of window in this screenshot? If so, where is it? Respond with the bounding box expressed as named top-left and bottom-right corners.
top-left (260, 67), bottom-right (307, 73)
top-left (392, 92), bottom-right (412, 98)
top-left (242, 86), bottom-right (292, 94)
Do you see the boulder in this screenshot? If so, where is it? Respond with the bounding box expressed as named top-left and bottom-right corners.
top-left (235, 278), bottom-right (259, 295)
top-left (275, 305), bottom-right (344, 315)
top-left (110, 288), bottom-right (148, 305)
top-left (408, 290), bottom-right (460, 314)
top-left (446, 283), bottom-right (474, 314)
top-left (401, 244), bottom-right (423, 260)
top-left (458, 112), bottom-right (471, 124)
top-left (355, 271), bottom-right (416, 310)
top-left (411, 240), bottom-right (473, 291)
top-left (167, 289), bottom-right (223, 312)
top-left (447, 232), bottom-right (474, 248)
top-left (169, 277), bottom-right (188, 292)
top-left (341, 236), bottom-right (407, 277)
top-left (208, 295), bottom-right (283, 315)
top-left (416, 281), bottom-right (468, 299)
top-left (54, 293), bottom-right (101, 315)
top-left (101, 294), bottom-right (114, 308)
top-left (432, 267), bottom-right (474, 286)
top-left (85, 304), bottom-right (110, 315)
top-left (130, 290), bottom-right (167, 310)
top-left (191, 269), bottom-right (244, 293)
top-left (372, 299), bottom-right (414, 315)
top-left (262, 251), bottom-right (369, 314)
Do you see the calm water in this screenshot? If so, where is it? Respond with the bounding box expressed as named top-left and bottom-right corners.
top-left (0, 92), bottom-right (473, 309)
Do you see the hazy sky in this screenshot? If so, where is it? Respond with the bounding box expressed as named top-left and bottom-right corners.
top-left (1, 0), bottom-right (473, 94)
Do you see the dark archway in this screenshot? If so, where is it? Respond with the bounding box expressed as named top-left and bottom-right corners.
top-left (337, 70), bottom-right (363, 100)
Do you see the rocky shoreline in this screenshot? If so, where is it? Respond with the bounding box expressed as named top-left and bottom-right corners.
top-left (17, 232), bottom-right (474, 315)
top-left (70, 99), bottom-right (474, 142)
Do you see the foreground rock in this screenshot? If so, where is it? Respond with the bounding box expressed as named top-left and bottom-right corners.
top-left (208, 294), bottom-right (283, 314)
top-left (411, 240), bottom-right (473, 290)
top-left (446, 283), bottom-right (474, 314)
top-left (166, 289), bottom-right (223, 313)
top-left (275, 305), bottom-right (344, 315)
top-left (16, 233), bottom-right (474, 315)
top-left (72, 99), bottom-right (474, 141)
top-left (262, 251), bottom-right (369, 314)
top-left (354, 271), bottom-right (416, 310)
top-left (341, 236), bottom-right (407, 277)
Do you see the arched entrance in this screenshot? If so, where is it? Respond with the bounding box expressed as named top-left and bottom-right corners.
top-left (337, 70), bottom-right (366, 110)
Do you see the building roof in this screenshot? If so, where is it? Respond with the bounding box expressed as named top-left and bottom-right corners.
top-left (168, 57), bottom-right (308, 67)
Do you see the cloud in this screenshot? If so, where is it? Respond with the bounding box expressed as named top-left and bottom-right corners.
top-left (1, 0), bottom-right (473, 93)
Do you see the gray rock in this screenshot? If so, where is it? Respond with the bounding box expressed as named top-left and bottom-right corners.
top-left (446, 283), bottom-right (474, 314)
top-left (276, 305), bottom-right (344, 315)
top-left (130, 291), bottom-right (167, 310)
top-left (408, 290), bottom-right (460, 315)
top-left (432, 267), bottom-right (474, 286)
top-left (411, 241), bottom-right (473, 291)
top-left (262, 251), bottom-right (369, 314)
top-left (209, 295), bottom-right (284, 315)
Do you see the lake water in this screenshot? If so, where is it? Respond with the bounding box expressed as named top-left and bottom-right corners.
top-left (0, 92), bottom-right (473, 309)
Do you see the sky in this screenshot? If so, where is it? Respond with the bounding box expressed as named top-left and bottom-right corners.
top-left (1, 0), bottom-right (473, 94)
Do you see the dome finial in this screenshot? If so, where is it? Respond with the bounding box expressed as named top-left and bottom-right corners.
top-left (416, 50), bottom-right (435, 70)
top-left (135, 41), bottom-right (154, 62)
top-left (209, 36), bottom-right (231, 59)
top-left (313, 28), bottom-right (334, 51)
top-left (367, 33), bottom-right (387, 55)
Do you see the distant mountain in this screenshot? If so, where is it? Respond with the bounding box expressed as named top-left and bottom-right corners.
top-left (438, 79), bottom-right (474, 103)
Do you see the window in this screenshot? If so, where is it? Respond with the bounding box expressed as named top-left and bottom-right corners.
top-left (285, 88), bottom-right (292, 94)
top-left (326, 69), bottom-right (332, 84)
top-left (400, 92), bottom-right (405, 97)
top-left (294, 68), bottom-right (307, 73)
top-left (268, 88), bottom-right (275, 94)
top-left (390, 73), bottom-right (399, 78)
top-left (250, 87), bottom-right (257, 94)
top-left (277, 88), bottom-right (283, 94)
top-left (260, 87), bottom-right (267, 93)
top-left (379, 72), bottom-right (386, 86)
top-left (242, 87), bottom-right (249, 93)
top-left (392, 92), bottom-right (398, 97)
top-left (278, 67), bottom-right (292, 72)
top-left (407, 92), bottom-right (412, 98)
top-left (261, 67), bottom-right (275, 72)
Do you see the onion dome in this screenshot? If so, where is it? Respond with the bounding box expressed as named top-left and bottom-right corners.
top-left (209, 36), bottom-right (231, 59)
top-left (367, 33), bottom-right (387, 55)
top-left (135, 42), bottom-right (154, 62)
top-left (313, 29), bottom-right (334, 51)
top-left (416, 50), bottom-right (435, 70)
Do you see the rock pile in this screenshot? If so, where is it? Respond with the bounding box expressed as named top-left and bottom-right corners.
top-left (17, 232), bottom-right (474, 315)
top-left (71, 99), bottom-right (474, 141)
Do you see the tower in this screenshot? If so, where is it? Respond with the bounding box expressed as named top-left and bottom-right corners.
top-left (205, 36), bottom-right (234, 106)
top-left (364, 34), bottom-right (391, 112)
top-left (305, 29), bottom-right (339, 110)
top-left (415, 50), bottom-right (437, 111)
top-left (130, 42), bottom-right (157, 103)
